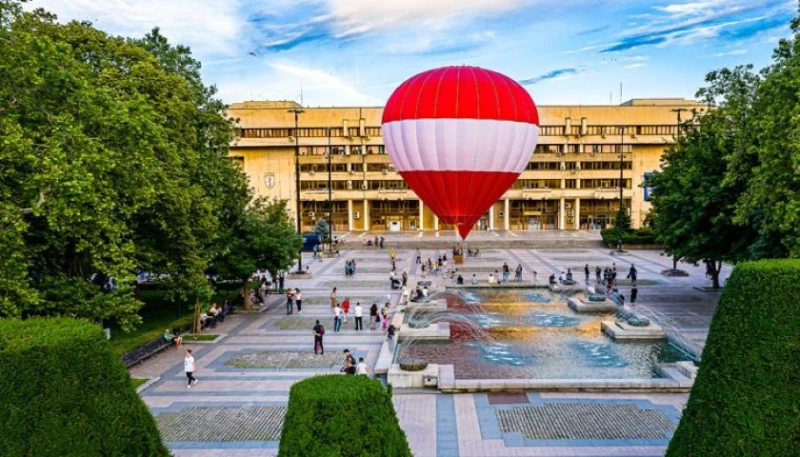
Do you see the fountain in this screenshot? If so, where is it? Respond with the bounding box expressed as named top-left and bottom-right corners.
top-left (601, 308), bottom-right (667, 340)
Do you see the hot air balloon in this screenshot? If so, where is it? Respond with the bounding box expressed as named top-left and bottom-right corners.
top-left (382, 66), bottom-right (540, 239)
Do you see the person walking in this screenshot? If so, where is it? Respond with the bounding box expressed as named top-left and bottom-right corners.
top-left (294, 288), bottom-right (302, 314)
top-left (369, 303), bottom-right (379, 330)
top-left (341, 297), bottom-right (350, 323)
top-left (630, 286), bottom-right (638, 304)
top-left (402, 270), bottom-right (408, 287)
top-left (515, 264), bottom-right (523, 281)
top-left (354, 302), bottom-right (364, 330)
top-left (184, 349), bottom-right (197, 389)
top-left (330, 287), bottom-right (338, 309)
top-left (415, 248), bottom-right (421, 264)
top-left (584, 264), bottom-right (590, 282)
top-left (333, 303), bottom-right (343, 332)
top-left (595, 266), bottom-right (602, 283)
top-left (627, 264), bottom-right (638, 287)
top-left (313, 320), bottom-right (325, 355)
top-left (285, 289), bottom-right (294, 315)
top-left (381, 303), bottom-right (390, 330)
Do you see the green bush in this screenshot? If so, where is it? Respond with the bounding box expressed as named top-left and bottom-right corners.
top-left (601, 227), bottom-right (658, 245)
top-left (666, 259), bottom-right (800, 457)
top-left (278, 375), bottom-right (411, 457)
top-left (0, 318), bottom-right (170, 457)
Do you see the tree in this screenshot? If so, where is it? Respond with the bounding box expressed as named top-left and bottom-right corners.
top-left (735, 14), bottom-right (800, 258)
top-left (0, 1), bottom-right (247, 329)
top-left (211, 199), bottom-right (302, 310)
top-left (649, 67), bottom-right (761, 288)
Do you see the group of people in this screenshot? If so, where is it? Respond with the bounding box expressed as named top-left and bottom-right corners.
top-left (284, 288), bottom-right (303, 315)
top-left (200, 302), bottom-right (230, 329)
top-left (344, 259), bottom-right (358, 276)
top-left (339, 349), bottom-right (372, 376)
top-left (362, 236), bottom-right (385, 248)
top-left (486, 263), bottom-right (530, 285)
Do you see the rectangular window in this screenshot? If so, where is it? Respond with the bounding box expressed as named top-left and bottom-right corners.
top-left (365, 127), bottom-right (382, 137)
top-left (539, 126), bottom-right (565, 136)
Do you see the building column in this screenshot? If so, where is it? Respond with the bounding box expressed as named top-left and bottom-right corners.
top-left (489, 205), bottom-right (495, 230)
top-left (574, 198), bottom-right (581, 230)
top-left (347, 200), bottom-right (354, 231)
top-left (363, 199), bottom-right (369, 231)
top-left (418, 201), bottom-right (424, 231)
top-left (559, 198), bottom-right (566, 231)
top-left (434, 215), bottom-right (439, 231)
top-left (503, 198), bottom-right (510, 231)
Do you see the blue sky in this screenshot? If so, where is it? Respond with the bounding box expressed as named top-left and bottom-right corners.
top-left (32, 0), bottom-right (796, 106)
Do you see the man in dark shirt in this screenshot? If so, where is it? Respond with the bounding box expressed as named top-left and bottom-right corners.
top-left (343, 359), bottom-right (356, 375)
top-left (341, 349), bottom-right (356, 372)
top-left (313, 320), bottom-right (325, 355)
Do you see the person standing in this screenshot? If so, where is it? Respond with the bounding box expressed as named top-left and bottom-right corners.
top-left (356, 357), bottom-right (372, 376)
top-left (184, 349), bottom-right (197, 389)
top-left (402, 270), bottom-right (408, 287)
top-left (330, 287), bottom-right (338, 309)
top-left (415, 248), bottom-right (421, 264)
top-left (595, 266), bottom-right (602, 283)
top-left (585, 264), bottom-right (590, 282)
top-left (285, 289), bottom-right (294, 315)
top-left (502, 262), bottom-right (510, 282)
top-left (381, 303), bottom-right (390, 330)
top-left (627, 265), bottom-right (638, 287)
top-left (354, 302), bottom-right (364, 331)
top-left (294, 288), bottom-right (302, 314)
top-left (369, 303), bottom-right (379, 330)
top-left (630, 286), bottom-right (638, 304)
top-left (333, 303), bottom-right (343, 332)
top-left (313, 320), bottom-right (325, 355)
top-left (341, 297), bottom-right (350, 323)
top-left (515, 264), bottom-right (523, 281)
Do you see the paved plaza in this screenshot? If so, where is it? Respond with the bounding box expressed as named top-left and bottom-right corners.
top-left (131, 231), bottom-right (730, 456)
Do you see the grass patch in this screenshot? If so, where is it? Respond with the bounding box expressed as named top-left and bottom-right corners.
top-left (131, 378), bottom-right (148, 389)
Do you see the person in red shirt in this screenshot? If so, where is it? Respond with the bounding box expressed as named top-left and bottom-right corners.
top-left (341, 297), bottom-right (350, 324)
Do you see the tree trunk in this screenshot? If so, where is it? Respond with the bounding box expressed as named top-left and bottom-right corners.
top-left (673, 257), bottom-right (678, 270)
top-left (242, 278), bottom-right (251, 310)
top-left (705, 259), bottom-right (721, 289)
top-left (192, 299), bottom-right (201, 335)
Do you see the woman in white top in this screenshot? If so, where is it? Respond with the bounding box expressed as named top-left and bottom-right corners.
top-left (184, 349), bottom-right (197, 388)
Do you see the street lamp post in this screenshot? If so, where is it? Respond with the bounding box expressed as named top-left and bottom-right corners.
top-left (289, 108), bottom-right (305, 273)
top-left (327, 128), bottom-right (333, 253)
top-left (617, 125), bottom-right (625, 252)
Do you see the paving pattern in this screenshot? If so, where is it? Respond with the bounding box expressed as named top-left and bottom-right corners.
top-left (157, 406), bottom-right (286, 442)
top-left (224, 350), bottom-right (342, 369)
top-left (128, 238), bottom-right (726, 456)
top-left (497, 403), bottom-right (675, 440)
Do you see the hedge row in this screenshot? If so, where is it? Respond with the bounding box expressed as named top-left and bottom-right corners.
top-left (666, 259), bottom-right (800, 457)
top-left (600, 227), bottom-right (658, 245)
top-left (0, 318), bottom-right (170, 457)
top-left (278, 375), bottom-right (411, 457)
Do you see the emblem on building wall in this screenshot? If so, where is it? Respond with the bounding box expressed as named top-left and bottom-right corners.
top-left (265, 173), bottom-right (275, 189)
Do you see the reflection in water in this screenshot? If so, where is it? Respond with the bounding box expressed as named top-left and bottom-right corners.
top-left (401, 289), bottom-right (689, 379)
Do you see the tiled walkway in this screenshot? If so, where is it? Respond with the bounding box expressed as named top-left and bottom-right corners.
top-left (131, 244), bottom-right (725, 456)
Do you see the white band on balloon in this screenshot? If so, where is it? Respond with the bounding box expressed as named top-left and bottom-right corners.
top-left (382, 118), bottom-right (540, 173)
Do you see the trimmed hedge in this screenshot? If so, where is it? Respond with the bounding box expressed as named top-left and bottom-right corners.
top-left (0, 318), bottom-right (170, 457)
top-left (601, 227), bottom-right (658, 245)
top-left (666, 260), bottom-right (800, 457)
top-left (278, 375), bottom-right (411, 457)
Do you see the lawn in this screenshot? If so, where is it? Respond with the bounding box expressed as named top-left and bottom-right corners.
top-left (108, 287), bottom-right (240, 357)
top-left (131, 377), bottom-right (149, 389)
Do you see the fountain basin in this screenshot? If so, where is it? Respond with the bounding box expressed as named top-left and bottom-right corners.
top-left (388, 363), bottom-right (439, 388)
top-left (399, 322), bottom-right (450, 340)
top-left (601, 320), bottom-right (666, 341)
top-left (405, 299), bottom-right (447, 313)
top-left (568, 294), bottom-right (617, 313)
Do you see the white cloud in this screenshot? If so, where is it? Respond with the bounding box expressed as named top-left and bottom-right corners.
top-left (624, 63), bottom-right (647, 69)
top-left (221, 61), bottom-right (383, 106)
top-left (326, 0), bottom-right (532, 35)
top-left (29, 0), bottom-right (243, 57)
top-left (712, 48), bottom-right (748, 57)
top-left (655, 0), bottom-right (736, 17)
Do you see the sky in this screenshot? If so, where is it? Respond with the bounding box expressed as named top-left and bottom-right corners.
top-left (29, 0), bottom-right (796, 106)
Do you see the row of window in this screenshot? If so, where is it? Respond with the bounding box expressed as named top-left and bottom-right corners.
top-left (301, 161), bottom-right (631, 174)
top-left (237, 125), bottom-right (682, 139)
top-left (291, 144), bottom-right (631, 157)
top-left (299, 179), bottom-right (632, 191)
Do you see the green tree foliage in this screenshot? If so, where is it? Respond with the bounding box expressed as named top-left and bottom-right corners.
top-left (279, 375), bottom-right (412, 457)
top-left (0, 317), bottom-right (170, 456)
top-left (0, 1), bottom-right (297, 329)
top-left (649, 67), bottom-right (760, 289)
top-left (666, 260), bottom-right (800, 457)
top-left (211, 199), bottom-right (301, 309)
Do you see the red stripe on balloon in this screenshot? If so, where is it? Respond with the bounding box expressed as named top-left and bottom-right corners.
top-left (382, 66), bottom-right (539, 125)
top-left (401, 170), bottom-right (520, 239)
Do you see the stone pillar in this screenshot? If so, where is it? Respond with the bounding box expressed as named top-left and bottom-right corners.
top-left (559, 198), bottom-right (566, 231)
top-left (489, 204), bottom-right (495, 230)
top-left (574, 198), bottom-right (581, 230)
top-left (504, 198), bottom-right (510, 231)
top-left (348, 200), bottom-right (354, 231)
top-left (419, 201), bottom-right (424, 231)
top-left (363, 199), bottom-right (369, 231)
top-left (434, 215), bottom-right (439, 231)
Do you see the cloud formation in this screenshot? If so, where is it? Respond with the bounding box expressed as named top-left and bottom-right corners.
top-left (519, 68), bottom-right (581, 85)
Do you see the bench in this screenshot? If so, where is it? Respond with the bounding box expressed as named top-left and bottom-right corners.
top-left (122, 337), bottom-right (170, 368)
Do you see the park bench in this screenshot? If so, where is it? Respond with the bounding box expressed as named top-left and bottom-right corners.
top-left (121, 337), bottom-right (170, 368)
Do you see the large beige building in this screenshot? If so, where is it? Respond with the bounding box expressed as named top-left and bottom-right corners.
top-left (227, 98), bottom-right (704, 233)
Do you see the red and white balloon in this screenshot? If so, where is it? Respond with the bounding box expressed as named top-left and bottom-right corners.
top-left (382, 66), bottom-right (540, 239)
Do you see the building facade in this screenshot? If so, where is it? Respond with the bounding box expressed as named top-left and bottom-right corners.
top-left (227, 98), bottom-right (704, 233)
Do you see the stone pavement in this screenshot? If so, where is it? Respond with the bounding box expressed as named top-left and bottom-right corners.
top-left (131, 243), bottom-right (725, 456)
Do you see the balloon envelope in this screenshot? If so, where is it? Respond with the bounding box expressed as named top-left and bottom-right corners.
top-left (382, 66), bottom-right (540, 238)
